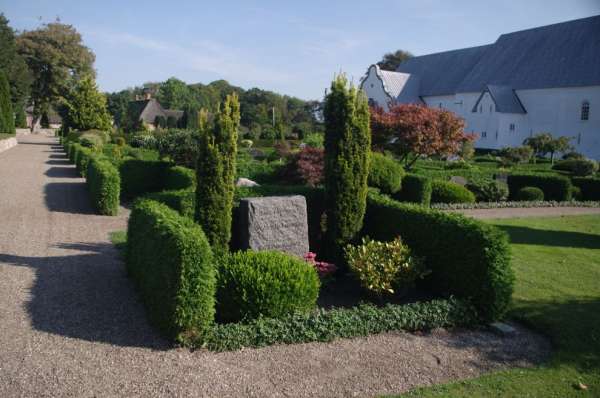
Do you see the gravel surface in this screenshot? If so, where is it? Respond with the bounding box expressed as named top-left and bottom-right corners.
top-left (448, 206), bottom-right (600, 219)
top-left (0, 135), bottom-right (551, 397)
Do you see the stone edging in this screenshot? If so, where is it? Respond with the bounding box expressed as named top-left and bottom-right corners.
top-left (0, 137), bottom-right (18, 154)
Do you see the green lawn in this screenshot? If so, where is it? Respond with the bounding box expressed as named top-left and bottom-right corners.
top-left (398, 215), bottom-right (600, 397)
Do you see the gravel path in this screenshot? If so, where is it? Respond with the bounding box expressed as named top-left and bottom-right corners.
top-left (0, 135), bottom-right (551, 397)
top-left (449, 206), bottom-right (600, 219)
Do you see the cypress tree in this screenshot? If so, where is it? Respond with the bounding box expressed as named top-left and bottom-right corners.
top-left (195, 94), bottom-right (240, 252)
top-left (323, 74), bottom-right (371, 257)
top-left (0, 70), bottom-right (15, 134)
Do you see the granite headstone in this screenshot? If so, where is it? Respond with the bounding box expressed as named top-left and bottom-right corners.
top-left (237, 195), bottom-right (309, 257)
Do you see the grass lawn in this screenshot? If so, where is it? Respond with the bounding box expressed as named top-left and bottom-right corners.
top-left (398, 214), bottom-right (600, 397)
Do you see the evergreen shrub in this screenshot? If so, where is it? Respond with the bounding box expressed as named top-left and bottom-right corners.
top-left (86, 157), bottom-right (120, 215)
top-left (515, 186), bottom-right (544, 201)
top-left (368, 152), bottom-right (405, 194)
top-left (126, 199), bottom-right (215, 343)
top-left (362, 192), bottom-right (513, 322)
top-left (507, 173), bottom-right (572, 201)
top-left (393, 174), bottom-right (432, 206)
top-left (571, 177), bottom-right (600, 200)
top-left (215, 250), bottom-right (320, 323)
top-left (431, 180), bottom-right (476, 204)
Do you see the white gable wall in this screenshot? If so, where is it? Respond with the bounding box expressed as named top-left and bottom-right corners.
top-left (360, 66), bottom-right (394, 111)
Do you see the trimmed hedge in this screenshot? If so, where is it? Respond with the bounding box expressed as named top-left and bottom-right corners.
top-left (119, 159), bottom-right (171, 200)
top-left (516, 186), bottom-right (544, 201)
top-left (465, 179), bottom-right (509, 202)
top-left (216, 250), bottom-right (320, 323)
top-left (86, 157), bottom-right (120, 216)
top-left (552, 159), bottom-right (598, 176)
top-left (362, 192), bottom-right (513, 322)
top-left (126, 199), bottom-right (215, 343)
top-left (393, 174), bottom-right (432, 206)
top-left (572, 177), bottom-right (600, 200)
top-left (75, 145), bottom-right (95, 178)
top-left (145, 189), bottom-right (195, 219)
top-left (368, 152), bottom-right (405, 194)
top-left (164, 166), bottom-right (196, 191)
top-left (202, 298), bottom-right (478, 351)
top-left (507, 173), bottom-right (572, 201)
top-left (431, 180), bottom-right (476, 204)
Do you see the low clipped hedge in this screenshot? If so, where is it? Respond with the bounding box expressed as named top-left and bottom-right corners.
top-left (552, 158), bottom-right (598, 176)
top-left (430, 180), bottom-right (476, 204)
top-left (126, 199), bottom-right (215, 343)
top-left (86, 157), bottom-right (120, 216)
top-left (516, 186), bottom-right (544, 201)
top-left (362, 192), bottom-right (513, 322)
top-left (75, 145), bottom-right (95, 178)
top-left (216, 250), bottom-right (320, 323)
top-left (368, 152), bottom-right (405, 194)
top-left (507, 173), bottom-right (572, 201)
top-left (145, 189), bottom-right (195, 219)
top-left (164, 166), bottom-right (196, 191)
top-left (393, 174), bottom-right (432, 206)
top-left (571, 177), bottom-right (600, 200)
top-left (202, 298), bottom-right (477, 351)
top-left (119, 159), bottom-right (172, 200)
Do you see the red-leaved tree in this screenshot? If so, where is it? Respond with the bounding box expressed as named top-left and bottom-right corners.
top-left (284, 146), bottom-right (324, 187)
top-left (371, 104), bottom-right (474, 168)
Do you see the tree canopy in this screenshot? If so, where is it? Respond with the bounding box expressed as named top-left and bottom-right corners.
top-left (63, 75), bottom-right (112, 131)
top-left (0, 14), bottom-right (32, 109)
top-left (0, 70), bottom-right (15, 133)
top-left (377, 49), bottom-right (413, 71)
top-left (17, 21), bottom-right (95, 118)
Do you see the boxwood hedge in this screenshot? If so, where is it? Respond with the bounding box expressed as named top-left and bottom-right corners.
top-left (393, 174), bottom-right (432, 206)
top-left (362, 192), bottom-right (513, 322)
top-left (145, 189), bottom-right (195, 219)
top-left (119, 159), bottom-right (172, 200)
top-left (571, 177), bottom-right (600, 200)
top-left (368, 152), bottom-right (405, 194)
top-left (430, 180), bottom-right (476, 204)
top-left (126, 199), bottom-right (215, 343)
top-left (507, 173), bottom-right (572, 201)
top-left (86, 157), bottom-right (120, 216)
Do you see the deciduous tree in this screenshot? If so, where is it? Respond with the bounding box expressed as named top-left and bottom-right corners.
top-left (0, 14), bottom-right (32, 110)
top-left (63, 75), bottom-right (112, 131)
top-left (377, 49), bottom-right (413, 71)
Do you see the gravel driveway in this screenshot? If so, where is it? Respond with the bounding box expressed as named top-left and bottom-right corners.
top-left (0, 135), bottom-right (550, 397)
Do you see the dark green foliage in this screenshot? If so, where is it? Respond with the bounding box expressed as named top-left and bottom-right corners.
top-left (431, 180), bottom-right (476, 204)
top-left (75, 145), bottom-right (94, 178)
top-left (202, 298), bottom-right (477, 351)
top-left (552, 158), bottom-right (598, 176)
top-left (14, 105), bottom-right (26, 128)
top-left (164, 166), bottom-right (196, 191)
top-left (156, 128), bottom-right (199, 168)
top-left (196, 95), bottom-right (240, 251)
top-left (393, 174), bottom-right (432, 206)
top-left (236, 152), bottom-right (284, 183)
top-left (362, 192), bottom-right (513, 322)
top-left (145, 189), bottom-right (196, 219)
top-left (368, 152), bottom-right (405, 194)
top-left (515, 186), bottom-right (545, 201)
top-left (63, 76), bottom-right (112, 131)
top-left (465, 178), bottom-right (509, 202)
top-left (216, 250), bottom-right (320, 323)
top-left (571, 177), bottom-right (600, 200)
top-left (0, 70), bottom-right (15, 134)
top-left (86, 157), bottom-right (120, 216)
top-left (119, 159), bottom-right (171, 200)
top-left (507, 173), bottom-right (572, 201)
top-left (323, 75), bottom-right (371, 252)
top-left (126, 199), bottom-right (215, 343)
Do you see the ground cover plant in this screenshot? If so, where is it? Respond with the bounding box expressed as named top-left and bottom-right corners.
top-left (399, 215), bottom-right (600, 397)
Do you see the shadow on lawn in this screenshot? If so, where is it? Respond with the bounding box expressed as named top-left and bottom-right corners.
top-left (496, 225), bottom-right (600, 250)
top-left (0, 243), bottom-right (168, 350)
top-left (511, 298), bottom-right (600, 372)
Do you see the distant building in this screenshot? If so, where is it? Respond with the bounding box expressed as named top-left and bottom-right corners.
top-left (127, 88), bottom-right (184, 130)
top-left (360, 16), bottom-right (600, 159)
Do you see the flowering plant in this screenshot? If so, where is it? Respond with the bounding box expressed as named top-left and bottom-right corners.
top-left (303, 252), bottom-right (337, 278)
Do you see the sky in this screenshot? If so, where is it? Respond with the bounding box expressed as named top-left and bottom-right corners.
top-left (1, 0), bottom-right (599, 101)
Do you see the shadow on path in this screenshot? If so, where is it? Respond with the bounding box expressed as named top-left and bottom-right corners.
top-left (44, 182), bottom-right (95, 215)
top-left (0, 243), bottom-right (168, 350)
top-left (45, 166), bottom-right (78, 178)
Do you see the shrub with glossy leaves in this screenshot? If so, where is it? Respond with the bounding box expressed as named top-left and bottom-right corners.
top-left (431, 180), bottom-right (476, 204)
top-left (368, 152), bottom-right (405, 194)
top-left (516, 186), bottom-right (544, 201)
top-left (345, 236), bottom-right (426, 297)
top-left (216, 250), bottom-right (320, 323)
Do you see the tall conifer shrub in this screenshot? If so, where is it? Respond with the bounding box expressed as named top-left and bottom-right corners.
top-left (0, 70), bottom-right (15, 134)
top-left (323, 75), bottom-right (371, 256)
top-left (195, 94), bottom-right (240, 251)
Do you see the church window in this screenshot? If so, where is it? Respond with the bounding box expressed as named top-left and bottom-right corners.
top-left (481, 131), bottom-right (487, 138)
top-left (509, 123), bottom-right (515, 132)
top-left (581, 101), bottom-right (590, 121)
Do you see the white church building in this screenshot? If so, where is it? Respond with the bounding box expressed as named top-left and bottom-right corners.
top-left (360, 16), bottom-right (600, 159)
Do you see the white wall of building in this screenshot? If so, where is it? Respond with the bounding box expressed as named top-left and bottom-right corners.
top-left (360, 67), bottom-right (394, 110)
